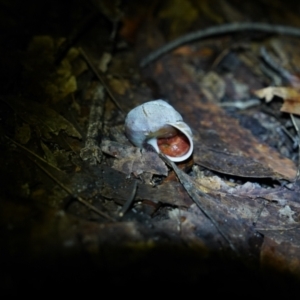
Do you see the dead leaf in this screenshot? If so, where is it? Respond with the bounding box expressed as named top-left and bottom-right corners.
top-left (69, 164), bottom-right (190, 207)
top-left (281, 99), bottom-right (300, 115)
top-left (137, 181), bottom-right (192, 207)
top-left (194, 175), bottom-right (223, 192)
top-left (194, 140), bottom-right (286, 180)
top-left (254, 86), bottom-right (300, 102)
top-left (101, 140), bottom-right (168, 176)
top-left (254, 86), bottom-right (300, 115)
top-left (141, 51), bottom-right (297, 180)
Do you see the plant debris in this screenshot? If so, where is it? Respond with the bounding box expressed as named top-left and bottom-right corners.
top-left (2, 0), bottom-right (300, 290)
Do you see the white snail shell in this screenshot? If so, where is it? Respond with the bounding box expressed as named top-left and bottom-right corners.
top-left (125, 100), bottom-right (193, 162)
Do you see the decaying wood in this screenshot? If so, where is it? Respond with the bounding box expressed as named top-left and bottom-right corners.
top-left (80, 83), bottom-right (105, 165)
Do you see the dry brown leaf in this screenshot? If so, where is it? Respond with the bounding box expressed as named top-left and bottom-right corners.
top-left (281, 99), bottom-right (300, 115)
top-left (101, 140), bottom-right (168, 176)
top-left (140, 35), bottom-right (297, 180)
top-left (254, 87), bottom-right (300, 102)
top-left (194, 175), bottom-right (222, 193)
top-left (255, 86), bottom-right (300, 115)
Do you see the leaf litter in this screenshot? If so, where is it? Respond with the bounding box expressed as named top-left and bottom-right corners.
top-left (3, 0), bottom-right (300, 288)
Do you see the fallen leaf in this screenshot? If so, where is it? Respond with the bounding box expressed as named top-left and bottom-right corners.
top-left (281, 99), bottom-right (300, 115)
top-left (101, 140), bottom-right (168, 176)
top-left (194, 140), bottom-right (286, 180)
top-left (141, 48), bottom-right (297, 180)
top-left (255, 86), bottom-right (300, 115)
top-left (69, 164), bottom-right (190, 207)
top-left (254, 86), bottom-right (300, 102)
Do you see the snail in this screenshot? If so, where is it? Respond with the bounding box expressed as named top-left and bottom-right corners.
top-left (125, 100), bottom-right (193, 162)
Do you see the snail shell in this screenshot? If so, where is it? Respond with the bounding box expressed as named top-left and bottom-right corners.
top-left (125, 100), bottom-right (193, 162)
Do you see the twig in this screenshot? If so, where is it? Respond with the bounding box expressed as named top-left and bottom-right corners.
top-left (7, 136), bottom-right (115, 222)
top-left (79, 47), bottom-right (125, 116)
top-left (219, 99), bottom-right (260, 110)
top-left (140, 22), bottom-right (300, 67)
top-left (259, 60), bottom-right (282, 86)
top-left (6, 136), bottom-right (62, 171)
top-left (31, 157), bottom-right (116, 222)
top-left (255, 225), bottom-right (300, 231)
top-left (260, 47), bottom-right (289, 79)
top-left (119, 181), bottom-right (138, 217)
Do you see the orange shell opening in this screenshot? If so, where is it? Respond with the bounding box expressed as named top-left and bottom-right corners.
top-left (157, 131), bottom-right (190, 157)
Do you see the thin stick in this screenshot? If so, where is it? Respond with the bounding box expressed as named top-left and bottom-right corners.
top-left (6, 136), bottom-right (62, 171)
top-left (140, 22), bottom-right (300, 67)
top-left (32, 158), bottom-right (116, 221)
top-left (255, 225), bottom-right (300, 231)
top-left (260, 46), bottom-right (300, 86)
top-left (7, 136), bottom-right (115, 221)
top-left (79, 47), bottom-right (125, 115)
top-left (119, 181), bottom-right (138, 217)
